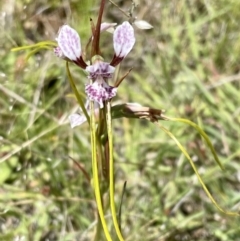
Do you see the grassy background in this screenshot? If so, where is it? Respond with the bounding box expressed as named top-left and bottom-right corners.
top-left (0, 0), bottom-right (240, 240)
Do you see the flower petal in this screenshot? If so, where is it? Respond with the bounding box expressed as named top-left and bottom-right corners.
top-left (53, 46), bottom-right (64, 58)
top-left (57, 25), bottom-right (81, 61)
top-left (113, 21), bottom-right (135, 58)
top-left (100, 22), bottom-right (117, 33)
top-left (86, 61), bottom-right (115, 80)
top-left (85, 81), bottom-right (117, 108)
top-left (134, 20), bottom-right (153, 29)
top-left (69, 113), bottom-right (86, 128)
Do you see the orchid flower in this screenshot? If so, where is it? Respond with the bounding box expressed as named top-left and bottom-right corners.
top-left (54, 21), bottom-right (135, 127)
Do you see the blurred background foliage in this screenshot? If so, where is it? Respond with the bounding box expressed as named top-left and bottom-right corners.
top-left (0, 0), bottom-right (240, 240)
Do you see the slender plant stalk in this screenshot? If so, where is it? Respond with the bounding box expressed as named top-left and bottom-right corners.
top-left (90, 101), bottom-right (113, 241)
top-left (106, 101), bottom-right (125, 241)
top-left (66, 62), bottom-right (90, 124)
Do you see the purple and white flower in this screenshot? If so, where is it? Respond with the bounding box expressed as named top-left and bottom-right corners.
top-left (54, 21), bottom-right (135, 127)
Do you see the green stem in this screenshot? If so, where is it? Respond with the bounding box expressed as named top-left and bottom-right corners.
top-left (106, 101), bottom-right (125, 241)
top-left (66, 62), bottom-right (90, 124)
top-left (90, 101), bottom-right (113, 241)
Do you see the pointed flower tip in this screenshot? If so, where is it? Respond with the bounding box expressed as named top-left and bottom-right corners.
top-left (55, 25), bottom-right (81, 61)
top-left (134, 20), bottom-right (153, 30)
top-left (113, 21), bottom-right (135, 59)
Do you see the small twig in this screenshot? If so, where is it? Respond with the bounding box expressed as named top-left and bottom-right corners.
top-left (68, 156), bottom-right (91, 183)
top-left (114, 68), bottom-right (133, 87)
top-left (108, 0), bottom-right (129, 17)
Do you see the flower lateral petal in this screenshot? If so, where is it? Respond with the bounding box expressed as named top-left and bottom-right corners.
top-left (113, 21), bottom-right (135, 58)
top-left (69, 113), bottom-right (87, 128)
top-left (57, 25), bottom-right (81, 61)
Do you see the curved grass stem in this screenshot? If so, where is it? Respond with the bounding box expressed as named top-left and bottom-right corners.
top-left (11, 41), bottom-right (57, 52)
top-left (166, 117), bottom-right (224, 170)
top-left (156, 122), bottom-right (239, 216)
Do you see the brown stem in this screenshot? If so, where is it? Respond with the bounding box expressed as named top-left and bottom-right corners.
top-left (103, 138), bottom-right (110, 180)
top-left (91, 0), bottom-right (106, 57)
top-left (68, 156), bottom-right (91, 183)
top-left (114, 67), bottom-right (133, 87)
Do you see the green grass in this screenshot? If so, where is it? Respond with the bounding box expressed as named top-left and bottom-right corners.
top-left (0, 0), bottom-right (240, 240)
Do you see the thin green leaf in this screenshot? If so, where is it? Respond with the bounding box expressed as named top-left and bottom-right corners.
top-left (166, 117), bottom-right (224, 170)
top-left (66, 62), bottom-right (90, 124)
top-left (26, 46), bottom-right (53, 60)
top-left (11, 41), bottom-right (57, 52)
top-left (156, 122), bottom-right (239, 216)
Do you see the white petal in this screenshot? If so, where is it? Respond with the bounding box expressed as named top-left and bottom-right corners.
top-left (57, 25), bottom-right (81, 61)
top-left (113, 21), bottom-right (135, 58)
top-left (126, 102), bottom-right (142, 107)
top-left (100, 22), bottom-right (117, 33)
top-left (68, 113), bottom-right (86, 128)
top-left (86, 61), bottom-right (115, 79)
top-left (134, 20), bottom-right (153, 30)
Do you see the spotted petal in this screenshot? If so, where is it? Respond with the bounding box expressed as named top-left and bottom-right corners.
top-left (86, 61), bottom-right (115, 80)
top-left (85, 81), bottom-right (117, 108)
top-left (57, 25), bottom-right (81, 61)
top-left (53, 46), bottom-right (64, 58)
top-left (113, 21), bottom-right (135, 58)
